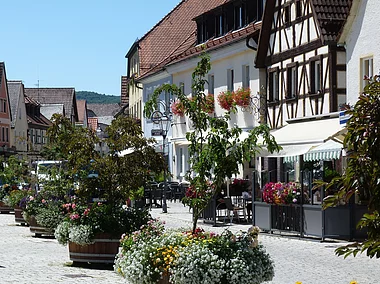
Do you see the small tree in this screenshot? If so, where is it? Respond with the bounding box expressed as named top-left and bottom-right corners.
top-left (323, 75), bottom-right (380, 258)
top-left (43, 114), bottom-right (165, 205)
top-left (145, 53), bottom-right (280, 232)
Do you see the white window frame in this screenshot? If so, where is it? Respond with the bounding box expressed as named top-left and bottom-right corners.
top-left (227, 69), bottom-right (234, 92)
top-left (208, 75), bottom-right (214, 95)
top-left (242, 65), bottom-right (250, 89)
top-left (361, 56), bottom-right (373, 90)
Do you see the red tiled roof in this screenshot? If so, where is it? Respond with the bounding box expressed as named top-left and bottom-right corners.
top-left (25, 95), bottom-right (40, 106)
top-left (27, 113), bottom-right (52, 128)
top-left (311, 0), bottom-right (353, 43)
top-left (137, 0), bottom-right (228, 75)
top-left (76, 100), bottom-right (87, 124)
top-left (139, 22), bottom-right (261, 79)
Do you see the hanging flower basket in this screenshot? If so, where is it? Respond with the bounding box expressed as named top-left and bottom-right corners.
top-left (171, 100), bottom-right (185, 117)
top-left (201, 94), bottom-right (215, 114)
top-left (233, 87), bottom-right (251, 107)
top-left (217, 90), bottom-right (234, 111)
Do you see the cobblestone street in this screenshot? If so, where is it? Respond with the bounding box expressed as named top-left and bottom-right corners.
top-left (0, 203), bottom-right (379, 284)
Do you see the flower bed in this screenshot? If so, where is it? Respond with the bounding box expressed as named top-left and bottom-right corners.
top-left (115, 219), bottom-right (274, 284)
top-left (262, 182), bottom-right (303, 204)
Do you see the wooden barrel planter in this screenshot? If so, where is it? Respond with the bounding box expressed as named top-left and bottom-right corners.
top-left (0, 201), bottom-right (12, 214)
top-left (14, 206), bottom-right (27, 226)
top-left (68, 233), bottom-right (120, 264)
top-left (29, 215), bottom-right (54, 237)
top-left (158, 272), bottom-right (170, 284)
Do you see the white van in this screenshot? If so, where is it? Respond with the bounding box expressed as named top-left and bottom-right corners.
top-left (33, 160), bottom-right (64, 191)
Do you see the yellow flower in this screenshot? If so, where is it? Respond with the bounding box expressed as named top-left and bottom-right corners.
top-left (295, 282), bottom-right (302, 284)
top-left (350, 281), bottom-right (358, 284)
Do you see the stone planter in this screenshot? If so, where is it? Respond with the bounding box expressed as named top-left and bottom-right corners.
top-left (68, 233), bottom-right (120, 264)
top-left (29, 215), bottom-right (54, 237)
top-left (14, 206), bottom-right (27, 226)
top-left (0, 201), bottom-right (12, 214)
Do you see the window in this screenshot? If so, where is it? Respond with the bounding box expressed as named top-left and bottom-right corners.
top-left (310, 58), bottom-right (322, 94)
top-left (3, 100), bottom-right (6, 113)
top-left (216, 14), bottom-right (225, 36)
top-left (234, 5), bottom-right (245, 29)
top-left (361, 56), bottom-right (373, 90)
top-left (284, 4), bottom-right (291, 25)
top-left (269, 68), bottom-right (279, 102)
top-left (197, 21), bottom-right (207, 44)
top-left (296, 0), bottom-right (302, 19)
top-left (6, 128), bottom-right (9, 142)
top-left (287, 64), bottom-right (298, 99)
top-left (2, 127), bottom-right (5, 142)
top-left (208, 75), bottom-right (214, 95)
top-left (227, 69), bottom-right (234, 91)
top-left (242, 65), bottom-right (250, 89)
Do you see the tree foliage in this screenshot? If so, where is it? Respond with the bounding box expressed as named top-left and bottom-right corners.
top-left (145, 53), bottom-right (280, 232)
top-left (43, 114), bottom-right (165, 205)
top-left (323, 76), bottom-right (380, 258)
top-left (76, 91), bottom-right (120, 104)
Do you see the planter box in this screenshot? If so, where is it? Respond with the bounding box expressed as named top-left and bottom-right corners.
top-left (29, 216), bottom-right (54, 237)
top-left (0, 201), bottom-right (12, 214)
top-left (253, 202), bottom-right (271, 231)
top-left (68, 233), bottom-right (120, 264)
top-left (14, 206), bottom-right (27, 226)
top-left (303, 204), bottom-right (323, 237)
top-left (271, 204), bottom-right (301, 232)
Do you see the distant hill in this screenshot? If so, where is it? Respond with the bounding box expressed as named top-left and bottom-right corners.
top-left (76, 91), bottom-right (120, 104)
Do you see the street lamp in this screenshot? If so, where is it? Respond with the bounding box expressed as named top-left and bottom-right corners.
top-left (151, 110), bottom-right (172, 213)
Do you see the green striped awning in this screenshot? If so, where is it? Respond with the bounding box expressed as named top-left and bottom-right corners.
top-left (303, 140), bottom-right (342, 161)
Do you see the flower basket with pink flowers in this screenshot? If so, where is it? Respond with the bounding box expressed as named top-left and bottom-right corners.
top-left (233, 87), bottom-right (251, 107)
top-left (217, 90), bottom-right (235, 111)
top-left (201, 94), bottom-right (215, 114)
top-left (171, 100), bottom-right (186, 116)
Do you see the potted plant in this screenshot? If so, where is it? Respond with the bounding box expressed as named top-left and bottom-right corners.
top-left (0, 156), bottom-right (30, 213)
top-left (217, 90), bottom-right (235, 111)
top-left (115, 219), bottom-right (274, 284)
top-left (7, 186), bottom-right (34, 225)
top-left (46, 114), bottom-right (166, 264)
top-left (55, 201), bottom-right (151, 264)
top-left (23, 190), bottom-right (68, 237)
top-left (0, 184), bottom-right (14, 213)
top-left (171, 100), bottom-right (185, 117)
top-left (233, 87), bottom-right (251, 107)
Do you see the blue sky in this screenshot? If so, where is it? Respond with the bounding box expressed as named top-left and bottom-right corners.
top-left (0, 0), bottom-right (181, 96)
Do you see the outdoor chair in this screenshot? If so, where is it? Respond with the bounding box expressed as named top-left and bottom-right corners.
top-left (223, 197), bottom-right (246, 224)
top-left (152, 188), bottom-right (163, 208)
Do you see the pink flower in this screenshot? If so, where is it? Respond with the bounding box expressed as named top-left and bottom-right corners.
top-left (72, 204), bottom-right (76, 210)
top-left (83, 208), bottom-right (90, 216)
top-left (41, 199), bottom-right (46, 203)
top-left (70, 214), bottom-right (80, 220)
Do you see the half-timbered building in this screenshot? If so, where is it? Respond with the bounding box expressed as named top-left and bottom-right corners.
top-left (255, 0), bottom-right (352, 184)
